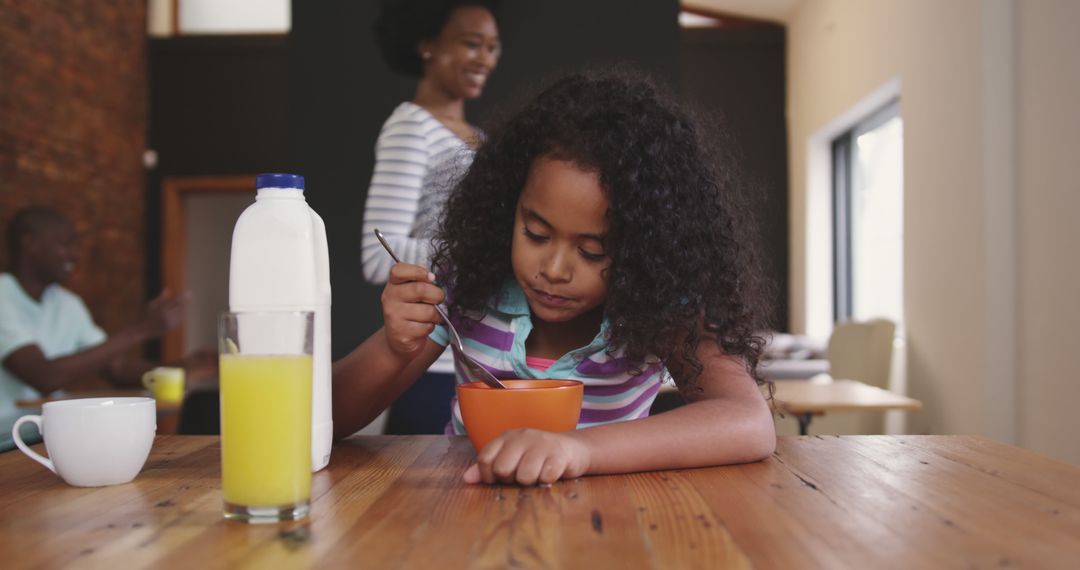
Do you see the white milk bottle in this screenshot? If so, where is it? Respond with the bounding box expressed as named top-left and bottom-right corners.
top-left (228, 173), bottom-right (332, 472)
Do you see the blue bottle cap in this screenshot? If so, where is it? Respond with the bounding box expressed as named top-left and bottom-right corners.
top-left (256, 173), bottom-right (305, 190)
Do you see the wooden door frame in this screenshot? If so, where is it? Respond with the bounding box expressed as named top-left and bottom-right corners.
top-left (160, 175), bottom-right (254, 361)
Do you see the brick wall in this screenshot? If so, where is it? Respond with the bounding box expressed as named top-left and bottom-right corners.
top-left (0, 0), bottom-right (148, 363)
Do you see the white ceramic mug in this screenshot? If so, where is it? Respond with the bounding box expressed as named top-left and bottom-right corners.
top-left (11, 397), bottom-right (156, 487)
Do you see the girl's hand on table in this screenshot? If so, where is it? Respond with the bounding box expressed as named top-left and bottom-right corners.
top-left (463, 429), bottom-right (591, 486)
top-left (381, 263), bottom-right (445, 360)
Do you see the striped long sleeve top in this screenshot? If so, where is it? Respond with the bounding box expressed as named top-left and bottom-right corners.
top-left (361, 102), bottom-right (475, 284)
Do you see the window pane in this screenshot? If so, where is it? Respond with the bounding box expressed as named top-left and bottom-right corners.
top-left (850, 114), bottom-right (903, 323)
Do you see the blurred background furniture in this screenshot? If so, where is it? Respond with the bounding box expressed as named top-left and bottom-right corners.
top-left (770, 376), bottom-right (922, 435)
top-left (758, 332), bottom-right (830, 380)
top-left (828, 319), bottom-right (896, 391)
top-left (650, 330), bottom-right (831, 415)
top-left (768, 318), bottom-right (920, 435)
top-left (825, 318), bottom-right (902, 434)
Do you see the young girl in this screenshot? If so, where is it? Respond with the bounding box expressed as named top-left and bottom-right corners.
top-left (333, 70), bottom-right (776, 485)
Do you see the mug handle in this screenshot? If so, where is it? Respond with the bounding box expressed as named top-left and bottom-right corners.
top-left (12, 415), bottom-right (55, 473)
top-left (142, 370), bottom-right (156, 390)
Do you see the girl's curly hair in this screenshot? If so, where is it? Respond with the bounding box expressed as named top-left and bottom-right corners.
top-left (432, 69), bottom-right (773, 388)
top-left (374, 0), bottom-right (499, 76)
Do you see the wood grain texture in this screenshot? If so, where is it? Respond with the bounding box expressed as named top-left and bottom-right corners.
top-left (1, 435), bottom-right (1078, 569)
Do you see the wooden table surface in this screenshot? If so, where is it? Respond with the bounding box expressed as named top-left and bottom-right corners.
top-left (1, 435), bottom-right (1078, 569)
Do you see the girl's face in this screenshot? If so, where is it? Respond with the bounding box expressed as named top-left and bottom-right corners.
top-left (511, 156), bottom-right (611, 325)
top-left (420, 5), bottom-right (500, 100)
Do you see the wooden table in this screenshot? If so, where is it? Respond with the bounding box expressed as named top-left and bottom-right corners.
top-left (16, 389), bottom-right (183, 435)
top-left (1, 435), bottom-right (1078, 568)
top-left (770, 376), bottom-right (923, 435)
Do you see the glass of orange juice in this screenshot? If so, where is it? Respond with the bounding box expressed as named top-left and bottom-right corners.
top-left (218, 311), bottom-right (313, 523)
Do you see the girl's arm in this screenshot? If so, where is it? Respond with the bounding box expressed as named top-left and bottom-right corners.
top-left (332, 335), bottom-right (443, 438)
top-left (331, 263), bottom-right (446, 438)
top-left (464, 330), bottom-right (775, 485)
top-left (573, 349), bottom-right (775, 474)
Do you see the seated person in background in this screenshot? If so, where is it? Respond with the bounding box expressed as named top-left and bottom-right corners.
top-left (0, 206), bottom-right (214, 415)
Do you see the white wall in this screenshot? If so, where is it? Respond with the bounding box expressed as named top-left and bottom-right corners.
top-left (787, 0), bottom-right (1080, 464)
top-left (183, 194), bottom-right (253, 353)
top-left (1016, 0), bottom-right (1080, 462)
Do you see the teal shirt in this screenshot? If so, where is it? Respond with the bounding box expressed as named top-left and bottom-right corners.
top-left (0, 273), bottom-right (106, 415)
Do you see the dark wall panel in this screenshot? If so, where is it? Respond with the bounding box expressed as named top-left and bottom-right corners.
top-left (146, 35), bottom-right (290, 295)
top-left (148, 36), bottom-right (290, 176)
top-left (680, 26), bottom-right (789, 330)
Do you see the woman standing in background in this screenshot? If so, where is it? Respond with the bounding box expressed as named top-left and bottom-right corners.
top-left (360, 0), bottom-right (501, 434)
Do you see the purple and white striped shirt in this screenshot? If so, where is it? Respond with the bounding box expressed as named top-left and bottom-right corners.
top-left (429, 280), bottom-right (670, 435)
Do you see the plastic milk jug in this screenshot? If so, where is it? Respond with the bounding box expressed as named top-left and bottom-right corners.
top-left (229, 173), bottom-right (332, 472)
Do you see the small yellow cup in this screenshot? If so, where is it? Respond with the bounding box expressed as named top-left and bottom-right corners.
top-left (141, 366), bottom-right (185, 404)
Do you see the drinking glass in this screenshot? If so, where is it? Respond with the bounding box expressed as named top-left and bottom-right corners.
top-left (219, 311), bottom-right (314, 523)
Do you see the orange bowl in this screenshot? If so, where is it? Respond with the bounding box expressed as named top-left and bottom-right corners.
top-left (457, 379), bottom-right (584, 452)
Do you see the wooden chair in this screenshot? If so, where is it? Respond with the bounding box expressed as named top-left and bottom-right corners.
top-left (826, 318), bottom-right (898, 433)
top-left (827, 319), bottom-right (897, 389)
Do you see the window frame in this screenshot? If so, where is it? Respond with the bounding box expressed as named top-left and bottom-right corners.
top-left (831, 99), bottom-right (901, 322)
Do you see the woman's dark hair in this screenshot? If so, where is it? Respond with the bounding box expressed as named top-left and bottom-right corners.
top-left (433, 69), bottom-right (774, 388)
top-left (374, 0), bottom-right (499, 76)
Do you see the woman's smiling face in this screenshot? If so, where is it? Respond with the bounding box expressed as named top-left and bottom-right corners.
top-left (420, 4), bottom-right (500, 100)
top-left (511, 155), bottom-right (611, 325)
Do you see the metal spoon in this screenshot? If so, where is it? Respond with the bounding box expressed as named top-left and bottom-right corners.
top-left (373, 229), bottom-right (507, 389)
